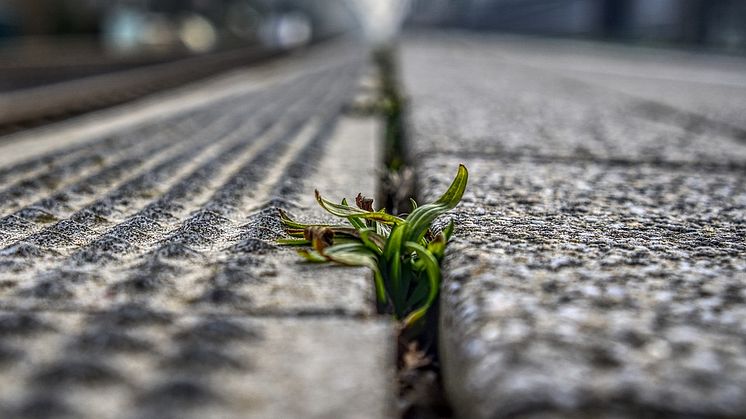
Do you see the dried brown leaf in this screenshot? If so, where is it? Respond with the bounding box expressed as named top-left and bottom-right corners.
top-left (303, 226), bottom-right (334, 252)
top-left (355, 193), bottom-right (374, 211)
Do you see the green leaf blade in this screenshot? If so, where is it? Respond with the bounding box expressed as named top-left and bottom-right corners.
top-left (279, 165), bottom-right (468, 330)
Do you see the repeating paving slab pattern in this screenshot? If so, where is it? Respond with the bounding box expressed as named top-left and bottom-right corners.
top-left (403, 33), bottom-right (746, 418)
top-left (0, 43), bottom-right (393, 418)
top-left (0, 310), bottom-right (390, 419)
top-left (403, 34), bottom-right (746, 168)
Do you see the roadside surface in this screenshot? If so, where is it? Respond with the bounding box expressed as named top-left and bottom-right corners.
top-left (0, 42), bottom-right (393, 419)
top-left (401, 32), bottom-right (746, 418)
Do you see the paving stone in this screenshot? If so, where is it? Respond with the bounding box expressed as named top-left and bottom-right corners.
top-left (401, 34), bottom-right (746, 167)
top-left (0, 52), bottom-right (373, 316)
top-left (422, 156), bottom-right (746, 418)
top-left (0, 43), bottom-right (393, 418)
top-left (469, 34), bottom-right (746, 134)
top-left (402, 33), bottom-right (746, 418)
top-left (0, 310), bottom-right (393, 419)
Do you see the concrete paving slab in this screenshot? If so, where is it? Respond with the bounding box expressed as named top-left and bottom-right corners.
top-left (0, 57), bottom-right (373, 316)
top-left (402, 33), bottom-right (746, 418)
top-left (421, 155), bottom-right (746, 418)
top-left (462, 33), bottom-right (746, 134)
top-left (0, 44), bottom-right (393, 418)
top-left (0, 309), bottom-right (393, 419)
top-left (401, 34), bottom-right (746, 167)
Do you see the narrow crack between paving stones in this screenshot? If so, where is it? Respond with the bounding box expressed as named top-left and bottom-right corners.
top-left (372, 46), bottom-right (454, 419)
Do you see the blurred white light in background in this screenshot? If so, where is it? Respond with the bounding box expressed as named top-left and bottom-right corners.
top-left (102, 7), bottom-right (144, 54)
top-left (260, 12), bottom-right (312, 50)
top-left (277, 12), bottom-right (312, 48)
top-left (179, 14), bottom-right (217, 53)
top-left (347, 0), bottom-right (411, 44)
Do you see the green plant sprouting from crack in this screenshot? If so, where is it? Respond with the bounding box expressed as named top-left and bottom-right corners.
top-left (278, 164), bottom-right (468, 328)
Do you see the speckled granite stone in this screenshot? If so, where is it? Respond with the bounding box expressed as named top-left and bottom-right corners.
top-left (0, 309), bottom-right (392, 419)
top-left (401, 33), bottom-right (746, 168)
top-left (402, 32), bottom-right (746, 418)
top-left (0, 43), bottom-right (393, 419)
top-left (424, 156), bottom-right (746, 418)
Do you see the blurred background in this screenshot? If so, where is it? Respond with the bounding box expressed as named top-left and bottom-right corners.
top-left (0, 0), bottom-right (372, 130)
top-left (408, 0), bottom-right (746, 51)
top-left (0, 0), bottom-right (744, 128)
top-left (2, 0), bottom-right (745, 55)
top-left (0, 0), bottom-right (358, 92)
top-left (0, 0), bottom-right (357, 54)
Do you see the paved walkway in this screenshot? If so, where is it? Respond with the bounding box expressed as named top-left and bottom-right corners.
top-left (3, 30), bottom-right (746, 419)
top-left (401, 32), bottom-right (746, 418)
top-left (0, 43), bottom-right (392, 419)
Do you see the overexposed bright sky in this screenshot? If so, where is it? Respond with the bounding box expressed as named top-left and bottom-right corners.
top-left (347, 0), bottom-right (411, 43)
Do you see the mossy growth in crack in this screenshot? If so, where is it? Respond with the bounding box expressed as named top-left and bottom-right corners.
top-left (371, 46), bottom-right (417, 217)
top-left (374, 47), bottom-right (408, 173)
top-left (342, 47), bottom-right (414, 215)
top-left (277, 164), bottom-right (468, 330)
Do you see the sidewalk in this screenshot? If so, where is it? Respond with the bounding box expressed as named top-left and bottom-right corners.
top-left (0, 43), bottom-right (393, 419)
top-left (401, 32), bottom-right (746, 418)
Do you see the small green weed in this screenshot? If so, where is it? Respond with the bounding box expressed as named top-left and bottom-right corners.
top-left (278, 164), bottom-right (468, 328)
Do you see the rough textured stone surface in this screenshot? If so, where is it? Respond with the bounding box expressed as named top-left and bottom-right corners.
top-left (402, 32), bottom-right (746, 418)
top-left (474, 34), bottom-right (746, 134)
top-left (0, 310), bottom-right (392, 419)
top-left (403, 33), bottom-right (746, 167)
top-left (0, 43), bottom-right (392, 418)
